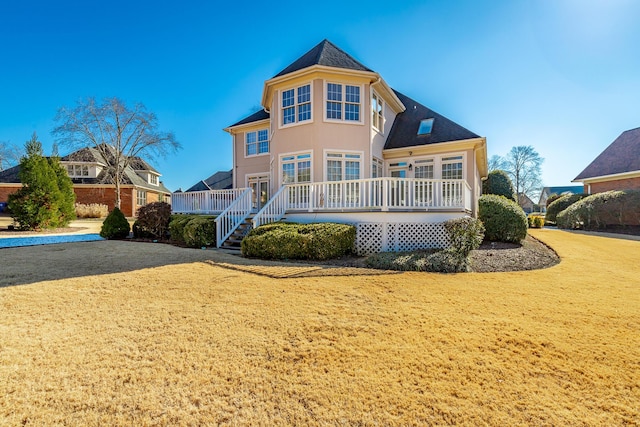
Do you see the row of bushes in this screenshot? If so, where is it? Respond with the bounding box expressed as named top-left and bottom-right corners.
top-left (241, 222), bottom-right (356, 261)
top-left (100, 202), bottom-right (217, 248)
top-left (75, 203), bottom-right (109, 218)
top-left (556, 190), bottom-right (640, 230)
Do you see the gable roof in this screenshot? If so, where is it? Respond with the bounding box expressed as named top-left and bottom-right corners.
top-left (541, 186), bottom-right (584, 196)
top-left (574, 127), bottom-right (640, 181)
top-left (186, 170), bottom-right (232, 192)
top-left (384, 90), bottom-right (480, 150)
top-left (228, 109), bottom-right (270, 129)
top-left (274, 39), bottom-right (373, 78)
top-left (0, 146), bottom-right (170, 193)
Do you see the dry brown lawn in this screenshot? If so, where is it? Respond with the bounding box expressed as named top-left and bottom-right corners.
top-left (1, 229), bottom-right (639, 425)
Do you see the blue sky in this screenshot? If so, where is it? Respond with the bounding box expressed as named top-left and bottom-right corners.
top-left (1, 0), bottom-right (639, 193)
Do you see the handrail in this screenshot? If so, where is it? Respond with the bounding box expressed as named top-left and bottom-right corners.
top-left (214, 188), bottom-right (252, 247)
top-left (252, 185), bottom-right (288, 229)
top-left (171, 188), bottom-right (247, 214)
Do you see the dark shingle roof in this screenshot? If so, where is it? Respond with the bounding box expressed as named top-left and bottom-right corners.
top-left (385, 90), bottom-right (480, 150)
top-left (228, 109), bottom-right (270, 128)
top-left (274, 39), bottom-right (373, 78)
top-left (574, 127), bottom-right (640, 180)
top-left (186, 170), bottom-right (232, 192)
top-left (0, 165), bottom-right (20, 183)
top-left (542, 186), bottom-right (584, 195)
top-left (1, 146), bottom-right (170, 193)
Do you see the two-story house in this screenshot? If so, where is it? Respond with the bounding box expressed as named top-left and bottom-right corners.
top-left (172, 40), bottom-right (488, 253)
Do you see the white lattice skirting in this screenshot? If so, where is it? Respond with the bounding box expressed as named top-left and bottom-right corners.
top-left (355, 222), bottom-right (450, 255)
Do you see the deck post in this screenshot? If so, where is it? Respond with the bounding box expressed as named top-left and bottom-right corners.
top-left (382, 179), bottom-right (389, 212)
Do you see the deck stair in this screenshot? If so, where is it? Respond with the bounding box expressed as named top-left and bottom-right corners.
top-left (219, 213), bottom-right (255, 250)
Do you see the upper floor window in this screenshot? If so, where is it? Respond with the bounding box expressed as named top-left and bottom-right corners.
top-left (67, 164), bottom-right (89, 177)
top-left (246, 129), bottom-right (269, 156)
top-left (149, 174), bottom-right (159, 185)
top-left (372, 92), bottom-right (383, 132)
top-left (281, 84), bottom-right (312, 126)
top-left (372, 157), bottom-right (383, 178)
top-left (442, 155), bottom-right (463, 180)
top-left (326, 83), bottom-right (361, 122)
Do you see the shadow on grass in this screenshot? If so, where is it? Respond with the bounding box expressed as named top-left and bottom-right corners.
top-left (0, 240), bottom-right (392, 288)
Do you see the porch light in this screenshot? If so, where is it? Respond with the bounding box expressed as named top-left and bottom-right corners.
top-left (408, 163), bottom-right (413, 171)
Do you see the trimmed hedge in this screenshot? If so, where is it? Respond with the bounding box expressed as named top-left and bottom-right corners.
top-left (557, 190), bottom-right (640, 230)
top-left (241, 222), bottom-right (356, 260)
top-left (545, 193), bottom-right (586, 223)
top-left (478, 194), bottom-right (528, 243)
top-left (528, 214), bottom-right (545, 228)
top-left (444, 217), bottom-right (485, 256)
top-left (168, 215), bottom-right (217, 247)
top-left (482, 170), bottom-right (516, 201)
top-left (100, 207), bottom-right (130, 239)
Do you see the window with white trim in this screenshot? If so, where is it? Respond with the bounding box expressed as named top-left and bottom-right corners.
top-left (246, 129), bottom-right (269, 156)
top-left (281, 153), bottom-right (311, 183)
top-left (149, 174), bottom-right (159, 185)
top-left (326, 152), bottom-right (361, 181)
top-left (372, 92), bottom-right (383, 132)
top-left (326, 83), bottom-right (361, 122)
top-left (66, 164), bottom-right (89, 177)
top-left (136, 190), bottom-right (147, 206)
top-left (372, 157), bottom-right (383, 178)
top-left (442, 155), bottom-right (463, 179)
top-left (414, 159), bottom-right (434, 179)
top-left (281, 84), bottom-right (312, 126)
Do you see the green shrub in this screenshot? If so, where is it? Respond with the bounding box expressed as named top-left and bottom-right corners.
top-left (100, 207), bottom-right (130, 239)
top-left (546, 193), bottom-right (586, 223)
top-left (482, 170), bottom-right (516, 201)
top-left (545, 193), bottom-right (563, 208)
top-left (444, 217), bottom-right (485, 256)
top-left (527, 214), bottom-right (545, 228)
top-left (478, 194), bottom-right (528, 243)
top-left (182, 216), bottom-right (217, 247)
top-left (557, 190), bottom-right (640, 230)
top-left (132, 220), bottom-right (155, 238)
top-left (135, 201), bottom-right (172, 239)
top-left (168, 215), bottom-right (195, 244)
top-left (365, 248), bottom-right (469, 273)
top-left (241, 222), bottom-right (356, 260)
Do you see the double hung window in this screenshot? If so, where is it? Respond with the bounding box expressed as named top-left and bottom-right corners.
top-left (326, 83), bottom-right (361, 122)
top-left (372, 92), bottom-right (383, 132)
top-left (281, 84), bottom-right (312, 126)
top-left (246, 129), bottom-right (269, 156)
top-left (67, 164), bottom-right (89, 177)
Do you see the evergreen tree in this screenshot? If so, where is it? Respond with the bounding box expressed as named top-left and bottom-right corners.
top-left (7, 133), bottom-right (76, 230)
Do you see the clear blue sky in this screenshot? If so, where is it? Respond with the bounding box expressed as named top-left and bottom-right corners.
top-left (2, 0), bottom-right (639, 193)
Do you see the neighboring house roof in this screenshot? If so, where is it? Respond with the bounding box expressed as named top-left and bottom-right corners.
top-left (518, 193), bottom-right (534, 207)
top-left (384, 90), bottom-right (480, 150)
top-left (0, 165), bottom-right (20, 183)
top-left (541, 186), bottom-right (584, 196)
top-left (273, 39), bottom-right (373, 78)
top-left (186, 170), bottom-right (232, 192)
top-left (574, 127), bottom-right (640, 181)
top-left (0, 146), bottom-right (170, 194)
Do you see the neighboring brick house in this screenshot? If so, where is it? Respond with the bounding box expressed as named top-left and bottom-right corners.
top-left (573, 127), bottom-right (640, 194)
top-left (0, 146), bottom-right (171, 217)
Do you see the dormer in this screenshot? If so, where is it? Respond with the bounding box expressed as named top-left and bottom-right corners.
top-left (61, 161), bottom-right (104, 179)
top-left (135, 169), bottom-right (161, 186)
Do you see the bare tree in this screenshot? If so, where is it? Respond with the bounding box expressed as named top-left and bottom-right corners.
top-left (52, 97), bottom-right (180, 208)
top-left (502, 145), bottom-right (544, 202)
top-left (0, 140), bottom-right (21, 171)
top-left (487, 154), bottom-right (506, 172)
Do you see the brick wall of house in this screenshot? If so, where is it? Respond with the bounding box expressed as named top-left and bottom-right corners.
top-left (587, 176), bottom-right (640, 194)
top-left (74, 187), bottom-right (135, 217)
top-left (0, 185), bottom-right (21, 204)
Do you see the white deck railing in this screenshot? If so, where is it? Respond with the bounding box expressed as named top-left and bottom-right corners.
top-left (253, 178), bottom-right (471, 228)
top-left (214, 188), bottom-right (252, 247)
top-left (171, 188), bottom-right (248, 214)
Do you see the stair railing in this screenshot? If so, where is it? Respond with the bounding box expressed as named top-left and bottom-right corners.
top-left (252, 185), bottom-right (288, 229)
top-left (214, 187), bottom-right (253, 248)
